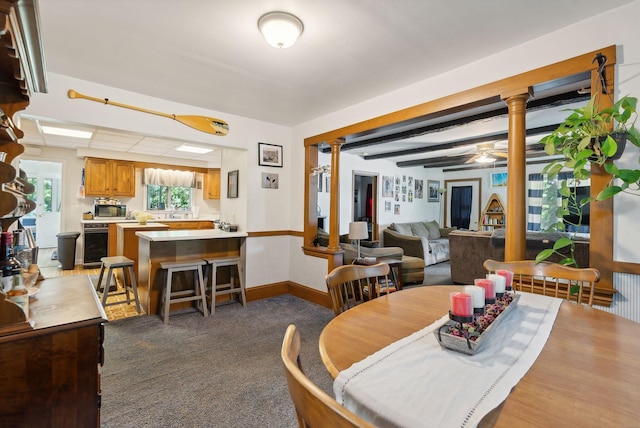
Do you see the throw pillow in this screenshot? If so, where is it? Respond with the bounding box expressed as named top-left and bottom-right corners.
top-left (410, 222), bottom-right (430, 238)
top-left (439, 226), bottom-right (458, 237)
top-left (423, 220), bottom-right (441, 240)
top-left (393, 222), bottom-right (413, 236)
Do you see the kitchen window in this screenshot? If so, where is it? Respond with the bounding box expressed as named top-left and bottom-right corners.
top-left (143, 167), bottom-right (196, 211)
top-left (147, 185), bottom-right (191, 210)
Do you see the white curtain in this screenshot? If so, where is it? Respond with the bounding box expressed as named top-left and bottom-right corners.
top-left (143, 168), bottom-right (195, 187)
top-left (527, 172), bottom-right (586, 232)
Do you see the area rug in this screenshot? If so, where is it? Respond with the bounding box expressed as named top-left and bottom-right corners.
top-left (100, 294), bottom-right (335, 428)
top-left (422, 261), bottom-right (453, 286)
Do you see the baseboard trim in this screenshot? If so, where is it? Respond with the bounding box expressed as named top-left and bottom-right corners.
top-left (246, 281), bottom-right (331, 309)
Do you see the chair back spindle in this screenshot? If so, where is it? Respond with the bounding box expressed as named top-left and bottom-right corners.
top-left (483, 259), bottom-right (600, 307)
top-left (326, 263), bottom-right (391, 316)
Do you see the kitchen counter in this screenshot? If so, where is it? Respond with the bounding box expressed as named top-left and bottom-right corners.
top-left (136, 229), bottom-right (247, 241)
top-left (135, 229), bottom-right (246, 315)
top-left (81, 217), bottom-right (218, 224)
top-left (117, 222), bottom-right (169, 229)
top-left (116, 223), bottom-right (171, 280)
top-left (99, 219), bottom-right (217, 258)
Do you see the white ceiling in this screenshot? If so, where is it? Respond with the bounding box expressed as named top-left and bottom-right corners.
top-left (17, 0), bottom-right (635, 163)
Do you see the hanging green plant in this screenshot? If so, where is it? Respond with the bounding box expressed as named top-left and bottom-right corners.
top-left (541, 95), bottom-right (640, 186)
top-left (536, 95), bottom-right (640, 267)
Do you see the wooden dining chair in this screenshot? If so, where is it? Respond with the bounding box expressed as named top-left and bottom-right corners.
top-left (483, 259), bottom-right (601, 307)
top-left (325, 263), bottom-right (391, 316)
top-left (281, 324), bottom-right (376, 428)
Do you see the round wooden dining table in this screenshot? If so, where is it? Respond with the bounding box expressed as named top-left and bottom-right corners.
top-left (319, 286), bottom-right (640, 427)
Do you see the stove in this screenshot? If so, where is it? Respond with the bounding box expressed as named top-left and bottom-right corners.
top-left (83, 222), bottom-right (109, 267)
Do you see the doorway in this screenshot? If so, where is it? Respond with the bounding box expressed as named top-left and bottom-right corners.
top-left (353, 172), bottom-right (378, 241)
top-left (450, 186), bottom-right (473, 229)
top-left (444, 178), bottom-right (481, 231)
top-left (19, 160), bottom-right (62, 249)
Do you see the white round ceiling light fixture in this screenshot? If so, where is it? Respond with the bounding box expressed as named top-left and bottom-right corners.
top-left (258, 11), bottom-right (304, 49)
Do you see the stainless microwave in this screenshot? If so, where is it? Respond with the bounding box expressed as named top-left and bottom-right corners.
top-left (94, 204), bottom-right (127, 218)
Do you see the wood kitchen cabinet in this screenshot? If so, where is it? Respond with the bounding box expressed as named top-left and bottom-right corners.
top-left (203, 168), bottom-right (220, 199)
top-left (85, 157), bottom-right (136, 197)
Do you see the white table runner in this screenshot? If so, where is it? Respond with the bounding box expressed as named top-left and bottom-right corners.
top-left (334, 292), bottom-right (562, 428)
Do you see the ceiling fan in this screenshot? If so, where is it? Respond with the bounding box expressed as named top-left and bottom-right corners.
top-left (464, 142), bottom-right (508, 164)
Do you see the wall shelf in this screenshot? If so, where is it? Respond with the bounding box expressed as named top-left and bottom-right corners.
top-left (480, 193), bottom-right (505, 231)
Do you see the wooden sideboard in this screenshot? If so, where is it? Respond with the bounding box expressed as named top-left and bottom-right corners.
top-left (0, 275), bottom-right (107, 427)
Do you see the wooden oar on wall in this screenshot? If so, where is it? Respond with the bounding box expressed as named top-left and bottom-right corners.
top-left (67, 89), bottom-right (229, 136)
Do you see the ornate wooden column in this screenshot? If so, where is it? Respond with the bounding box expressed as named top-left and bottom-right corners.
top-left (503, 91), bottom-right (531, 261)
top-left (327, 138), bottom-right (344, 252)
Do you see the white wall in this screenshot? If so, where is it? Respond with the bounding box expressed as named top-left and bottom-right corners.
top-left (338, 153), bottom-right (443, 233)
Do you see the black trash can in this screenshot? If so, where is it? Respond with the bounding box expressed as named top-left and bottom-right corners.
top-left (57, 232), bottom-right (80, 270)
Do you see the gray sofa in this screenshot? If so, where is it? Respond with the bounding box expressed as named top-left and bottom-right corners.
top-left (382, 220), bottom-right (456, 266)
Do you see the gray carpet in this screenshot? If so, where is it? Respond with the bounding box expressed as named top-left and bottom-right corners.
top-left (422, 261), bottom-right (453, 285)
top-left (100, 295), bottom-right (335, 428)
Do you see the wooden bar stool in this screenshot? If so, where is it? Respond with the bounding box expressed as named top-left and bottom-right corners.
top-left (95, 256), bottom-right (142, 313)
top-left (160, 259), bottom-right (208, 325)
top-left (203, 257), bottom-right (245, 314)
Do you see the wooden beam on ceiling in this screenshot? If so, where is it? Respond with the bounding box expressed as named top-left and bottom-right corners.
top-left (367, 124), bottom-right (557, 163)
top-left (335, 90), bottom-right (589, 154)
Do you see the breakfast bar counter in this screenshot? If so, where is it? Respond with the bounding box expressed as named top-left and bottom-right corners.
top-left (135, 229), bottom-right (247, 315)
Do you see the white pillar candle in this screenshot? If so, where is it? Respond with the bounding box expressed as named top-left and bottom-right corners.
top-left (486, 274), bottom-right (506, 294)
top-left (464, 285), bottom-right (485, 309)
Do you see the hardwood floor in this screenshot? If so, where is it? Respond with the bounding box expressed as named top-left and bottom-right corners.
top-left (36, 248), bottom-right (142, 321)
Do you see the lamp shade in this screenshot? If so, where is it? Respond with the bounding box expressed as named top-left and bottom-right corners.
top-left (349, 222), bottom-right (369, 240)
top-left (258, 11), bottom-right (304, 49)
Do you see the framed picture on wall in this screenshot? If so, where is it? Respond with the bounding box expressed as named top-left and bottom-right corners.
top-left (258, 142), bottom-right (283, 167)
top-left (415, 179), bottom-right (424, 198)
top-left (428, 180), bottom-right (440, 202)
top-left (382, 175), bottom-right (394, 197)
top-left (261, 172), bottom-right (278, 189)
top-left (228, 170), bottom-right (239, 198)
top-left (491, 172), bottom-right (508, 187)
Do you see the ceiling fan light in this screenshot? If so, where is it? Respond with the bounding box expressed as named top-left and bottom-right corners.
top-left (475, 154), bottom-right (496, 163)
top-left (258, 11), bottom-right (304, 49)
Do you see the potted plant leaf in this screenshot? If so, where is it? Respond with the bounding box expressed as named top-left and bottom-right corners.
top-left (541, 95), bottom-right (640, 181)
top-left (536, 95), bottom-right (640, 266)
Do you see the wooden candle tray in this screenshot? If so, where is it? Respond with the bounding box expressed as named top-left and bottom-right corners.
top-left (434, 294), bottom-right (520, 355)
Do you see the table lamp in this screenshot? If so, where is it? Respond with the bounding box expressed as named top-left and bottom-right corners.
top-left (349, 221), bottom-right (369, 263)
